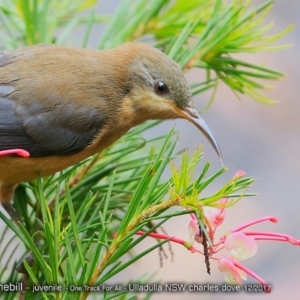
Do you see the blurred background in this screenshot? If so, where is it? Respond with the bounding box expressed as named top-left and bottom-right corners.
top-left (92, 1), bottom-right (300, 300)
top-left (1, 1), bottom-right (299, 300)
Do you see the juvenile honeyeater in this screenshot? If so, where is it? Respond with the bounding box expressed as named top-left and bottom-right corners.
top-left (0, 42), bottom-right (222, 221)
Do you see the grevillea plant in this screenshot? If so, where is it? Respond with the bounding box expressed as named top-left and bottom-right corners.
top-left (137, 170), bottom-right (300, 293)
top-left (0, 1), bottom-right (296, 300)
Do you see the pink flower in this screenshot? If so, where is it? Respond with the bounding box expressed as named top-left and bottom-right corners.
top-left (204, 201), bottom-right (226, 229)
top-left (132, 170), bottom-right (300, 293)
top-left (218, 257), bottom-right (247, 285)
top-left (137, 211), bottom-right (299, 292)
top-left (223, 232), bottom-right (257, 260)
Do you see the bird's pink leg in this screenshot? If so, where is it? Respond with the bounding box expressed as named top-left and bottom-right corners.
top-left (0, 149), bottom-right (30, 157)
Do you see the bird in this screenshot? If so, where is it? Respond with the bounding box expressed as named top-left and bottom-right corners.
top-left (0, 42), bottom-right (222, 222)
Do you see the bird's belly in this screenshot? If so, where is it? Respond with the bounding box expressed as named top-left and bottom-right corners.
top-left (0, 125), bottom-right (130, 186)
top-left (0, 151), bottom-right (90, 185)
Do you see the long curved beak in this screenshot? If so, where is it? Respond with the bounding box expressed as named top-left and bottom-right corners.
top-left (180, 102), bottom-right (223, 164)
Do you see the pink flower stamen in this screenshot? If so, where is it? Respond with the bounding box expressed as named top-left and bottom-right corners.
top-left (232, 260), bottom-right (271, 293)
top-left (135, 231), bottom-right (202, 254)
top-left (244, 231), bottom-right (300, 245)
top-left (230, 216), bottom-right (278, 233)
top-left (233, 170), bottom-right (246, 178)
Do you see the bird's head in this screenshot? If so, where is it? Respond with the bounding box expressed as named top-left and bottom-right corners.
top-left (114, 42), bottom-right (222, 162)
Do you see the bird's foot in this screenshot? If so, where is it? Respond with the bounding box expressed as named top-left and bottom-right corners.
top-left (0, 149), bottom-right (30, 157)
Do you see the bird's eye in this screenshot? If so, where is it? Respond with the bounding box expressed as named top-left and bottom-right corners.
top-left (155, 81), bottom-right (168, 95)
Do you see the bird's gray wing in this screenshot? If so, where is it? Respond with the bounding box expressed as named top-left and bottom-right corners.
top-left (0, 95), bottom-right (106, 157)
top-left (0, 50), bottom-right (106, 158)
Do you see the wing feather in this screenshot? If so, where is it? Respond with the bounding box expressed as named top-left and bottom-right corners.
top-left (0, 47), bottom-right (107, 157)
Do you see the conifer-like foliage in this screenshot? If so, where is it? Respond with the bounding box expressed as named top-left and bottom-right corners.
top-left (0, 1), bottom-right (292, 299)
